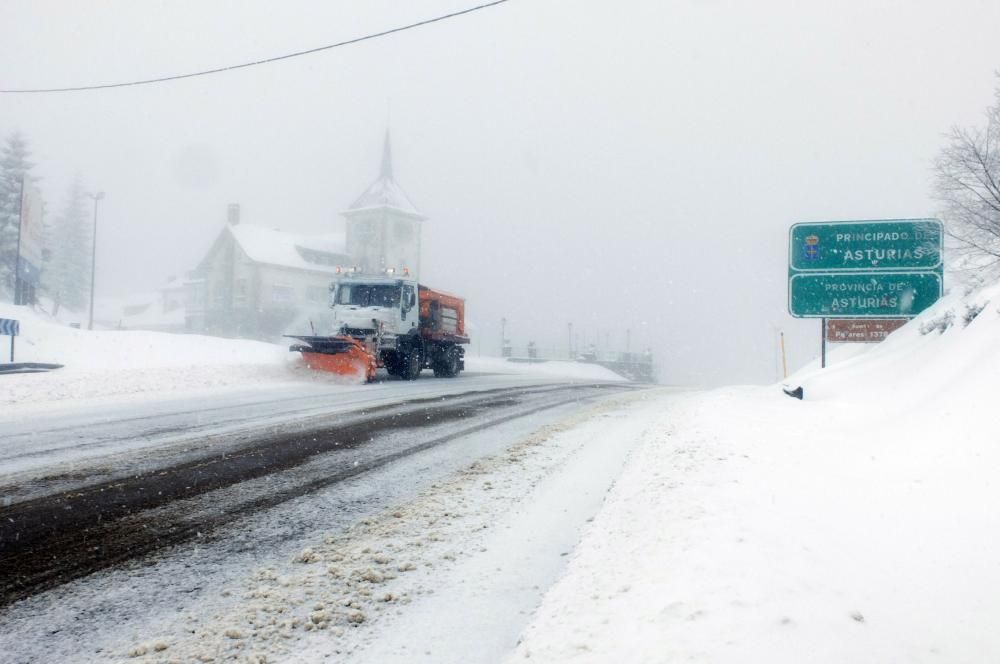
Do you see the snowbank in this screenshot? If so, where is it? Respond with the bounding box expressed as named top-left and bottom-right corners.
top-left (0, 303), bottom-right (294, 408)
top-left (0, 303), bottom-right (284, 370)
top-left (512, 279), bottom-right (1000, 662)
top-left (787, 277), bottom-right (1000, 410)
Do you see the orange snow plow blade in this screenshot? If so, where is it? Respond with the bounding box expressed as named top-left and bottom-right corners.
top-left (287, 336), bottom-right (377, 382)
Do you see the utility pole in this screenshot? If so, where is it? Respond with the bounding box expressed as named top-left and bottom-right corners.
top-left (86, 192), bottom-right (105, 331)
top-left (500, 317), bottom-right (507, 357)
top-left (567, 322), bottom-right (573, 360)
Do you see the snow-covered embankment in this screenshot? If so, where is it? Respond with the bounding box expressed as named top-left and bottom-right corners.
top-left (512, 279), bottom-right (1000, 662)
top-left (0, 303), bottom-right (292, 408)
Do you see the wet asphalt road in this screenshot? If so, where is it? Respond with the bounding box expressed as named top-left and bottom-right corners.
top-left (0, 382), bottom-right (632, 606)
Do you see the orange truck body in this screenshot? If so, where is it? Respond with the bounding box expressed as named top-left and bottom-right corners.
top-left (418, 285), bottom-right (468, 342)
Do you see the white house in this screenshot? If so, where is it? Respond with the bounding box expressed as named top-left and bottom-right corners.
top-left (187, 131), bottom-right (425, 340)
top-left (186, 221), bottom-right (349, 338)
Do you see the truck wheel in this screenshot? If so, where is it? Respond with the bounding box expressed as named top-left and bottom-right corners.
top-left (433, 347), bottom-right (460, 378)
top-left (401, 349), bottom-right (422, 380)
top-left (383, 352), bottom-right (402, 377)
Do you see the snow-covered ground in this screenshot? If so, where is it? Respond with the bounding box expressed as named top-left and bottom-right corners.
top-left (7, 278), bottom-right (997, 663)
top-left (511, 280), bottom-right (1000, 662)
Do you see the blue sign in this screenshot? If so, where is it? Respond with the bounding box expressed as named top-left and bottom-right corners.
top-left (0, 318), bottom-right (19, 336)
top-left (17, 181), bottom-right (45, 287)
top-left (17, 256), bottom-right (41, 287)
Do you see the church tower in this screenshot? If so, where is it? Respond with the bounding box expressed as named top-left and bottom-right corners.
top-left (341, 130), bottom-right (426, 278)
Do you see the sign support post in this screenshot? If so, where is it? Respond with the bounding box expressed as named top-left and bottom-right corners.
top-left (0, 319), bottom-right (19, 363)
top-left (820, 318), bottom-right (827, 369)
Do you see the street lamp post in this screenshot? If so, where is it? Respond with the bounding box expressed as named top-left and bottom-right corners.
top-left (86, 192), bottom-right (104, 331)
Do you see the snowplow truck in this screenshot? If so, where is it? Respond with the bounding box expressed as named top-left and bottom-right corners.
top-left (288, 272), bottom-right (469, 382)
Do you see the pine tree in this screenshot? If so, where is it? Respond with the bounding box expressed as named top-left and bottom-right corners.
top-left (0, 132), bottom-right (36, 301)
top-left (43, 178), bottom-right (92, 314)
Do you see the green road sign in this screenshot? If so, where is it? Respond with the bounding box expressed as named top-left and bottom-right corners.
top-left (789, 272), bottom-right (943, 318)
top-left (789, 219), bottom-right (942, 272)
top-left (788, 218), bottom-right (944, 318)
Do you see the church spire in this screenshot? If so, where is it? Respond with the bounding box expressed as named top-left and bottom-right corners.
top-left (345, 128), bottom-right (422, 216)
top-left (380, 128), bottom-right (393, 179)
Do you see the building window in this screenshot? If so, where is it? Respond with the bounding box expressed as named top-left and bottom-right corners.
top-left (306, 286), bottom-right (327, 303)
top-left (271, 285), bottom-right (295, 304)
top-left (185, 283), bottom-right (205, 309)
top-left (234, 278), bottom-right (248, 307)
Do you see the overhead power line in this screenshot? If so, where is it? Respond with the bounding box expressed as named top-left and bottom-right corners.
top-left (1, 0), bottom-right (510, 94)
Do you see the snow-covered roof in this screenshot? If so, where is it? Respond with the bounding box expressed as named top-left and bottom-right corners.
top-left (346, 129), bottom-right (424, 217)
top-left (228, 224), bottom-right (348, 274)
top-left (348, 176), bottom-right (421, 215)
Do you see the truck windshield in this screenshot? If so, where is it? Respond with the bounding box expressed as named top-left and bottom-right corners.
top-left (335, 284), bottom-right (401, 308)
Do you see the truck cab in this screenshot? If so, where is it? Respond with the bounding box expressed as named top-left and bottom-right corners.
top-left (330, 274), bottom-right (419, 349)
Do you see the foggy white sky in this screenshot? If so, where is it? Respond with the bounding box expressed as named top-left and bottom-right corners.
top-left (2, 0), bottom-right (999, 385)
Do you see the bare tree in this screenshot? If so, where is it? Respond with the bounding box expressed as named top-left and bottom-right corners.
top-left (933, 81), bottom-right (1000, 270)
